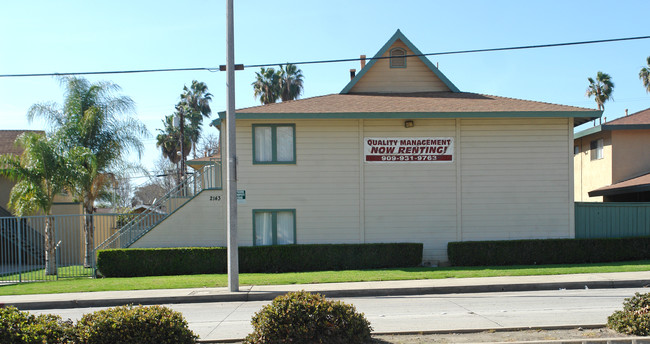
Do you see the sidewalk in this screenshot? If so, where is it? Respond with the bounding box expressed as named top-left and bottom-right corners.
top-left (2, 271), bottom-right (649, 310)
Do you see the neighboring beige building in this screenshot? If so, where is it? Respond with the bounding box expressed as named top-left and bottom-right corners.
top-left (574, 108), bottom-right (650, 202)
top-left (132, 30), bottom-right (601, 263)
top-left (0, 130), bottom-right (82, 216)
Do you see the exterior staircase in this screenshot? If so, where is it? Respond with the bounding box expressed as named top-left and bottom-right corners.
top-left (96, 162), bottom-right (221, 250)
top-left (0, 206), bottom-right (45, 265)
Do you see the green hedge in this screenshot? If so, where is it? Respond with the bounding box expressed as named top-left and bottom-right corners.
top-left (448, 237), bottom-right (650, 266)
top-left (97, 243), bottom-right (423, 277)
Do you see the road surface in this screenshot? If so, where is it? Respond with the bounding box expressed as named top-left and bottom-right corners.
top-left (30, 287), bottom-right (646, 341)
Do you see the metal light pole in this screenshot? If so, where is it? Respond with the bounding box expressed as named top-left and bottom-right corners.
top-left (225, 0), bottom-right (239, 292)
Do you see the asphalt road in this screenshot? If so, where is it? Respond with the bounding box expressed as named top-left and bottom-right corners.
top-left (30, 287), bottom-right (648, 341)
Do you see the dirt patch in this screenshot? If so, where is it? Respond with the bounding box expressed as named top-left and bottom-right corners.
top-left (371, 327), bottom-right (635, 343)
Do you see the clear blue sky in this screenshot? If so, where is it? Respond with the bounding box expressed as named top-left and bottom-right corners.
top-left (2, 0), bottom-right (649, 187)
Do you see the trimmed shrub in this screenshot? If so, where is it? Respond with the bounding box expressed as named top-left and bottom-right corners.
top-left (0, 306), bottom-right (75, 344)
top-left (244, 290), bottom-right (372, 344)
top-left (608, 292), bottom-right (650, 335)
top-left (75, 305), bottom-right (197, 344)
top-left (448, 237), bottom-right (650, 266)
top-left (97, 247), bottom-right (226, 277)
top-left (97, 243), bottom-right (423, 277)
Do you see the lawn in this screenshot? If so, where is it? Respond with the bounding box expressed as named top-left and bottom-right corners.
top-left (1, 260), bottom-right (649, 296)
top-left (1, 265), bottom-right (94, 282)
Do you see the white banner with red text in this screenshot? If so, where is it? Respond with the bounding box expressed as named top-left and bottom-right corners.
top-left (364, 137), bottom-right (454, 163)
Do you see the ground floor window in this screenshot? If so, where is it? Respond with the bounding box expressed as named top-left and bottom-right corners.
top-left (253, 209), bottom-right (296, 245)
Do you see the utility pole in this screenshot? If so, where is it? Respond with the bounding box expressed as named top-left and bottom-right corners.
top-left (179, 105), bottom-right (186, 182)
top-left (175, 104), bottom-right (186, 189)
top-left (226, 0), bottom-right (239, 292)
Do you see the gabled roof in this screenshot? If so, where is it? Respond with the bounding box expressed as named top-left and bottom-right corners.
top-left (603, 107), bottom-right (650, 130)
top-left (0, 130), bottom-right (45, 155)
top-left (215, 92), bottom-right (600, 127)
top-left (214, 30), bottom-right (602, 127)
top-left (589, 171), bottom-right (650, 197)
top-left (340, 29), bottom-right (460, 94)
top-left (574, 107), bottom-right (650, 139)
top-left (187, 153), bottom-right (221, 170)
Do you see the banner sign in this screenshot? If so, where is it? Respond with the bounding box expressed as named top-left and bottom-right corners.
top-left (364, 137), bottom-right (454, 163)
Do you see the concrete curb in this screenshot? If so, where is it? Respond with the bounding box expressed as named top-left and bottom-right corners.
top-left (9, 277), bottom-right (650, 311)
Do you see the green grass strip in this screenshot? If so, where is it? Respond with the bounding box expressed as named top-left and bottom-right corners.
top-left (1, 266), bottom-right (93, 281)
top-left (1, 260), bottom-right (650, 296)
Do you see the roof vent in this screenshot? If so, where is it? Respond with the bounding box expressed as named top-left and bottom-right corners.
top-left (350, 69), bottom-right (356, 80)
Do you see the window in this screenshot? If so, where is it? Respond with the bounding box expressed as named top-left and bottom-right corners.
top-left (253, 209), bottom-right (296, 246)
top-left (253, 124), bottom-right (295, 164)
top-left (389, 48), bottom-right (406, 68)
top-left (574, 145), bottom-right (580, 155)
top-left (590, 139), bottom-right (603, 160)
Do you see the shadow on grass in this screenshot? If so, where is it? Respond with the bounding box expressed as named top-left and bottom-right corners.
top-left (390, 259), bottom-right (650, 273)
top-left (0, 265), bottom-right (93, 282)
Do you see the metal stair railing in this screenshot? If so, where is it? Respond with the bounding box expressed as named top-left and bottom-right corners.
top-left (96, 161), bottom-right (221, 250)
top-left (0, 206), bottom-right (45, 264)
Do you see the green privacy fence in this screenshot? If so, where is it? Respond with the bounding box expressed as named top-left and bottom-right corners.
top-left (575, 202), bottom-right (650, 238)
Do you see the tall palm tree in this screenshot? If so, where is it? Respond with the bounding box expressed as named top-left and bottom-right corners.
top-left (156, 113), bottom-right (191, 185)
top-left (640, 57), bottom-right (650, 94)
top-left (252, 67), bottom-right (282, 105)
top-left (0, 133), bottom-right (82, 275)
top-left (180, 80), bottom-right (212, 159)
top-left (28, 76), bottom-right (148, 268)
top-left (279, 63), bottom-right (304, 102)
top-left (586, 71), bottom-right (614, 111)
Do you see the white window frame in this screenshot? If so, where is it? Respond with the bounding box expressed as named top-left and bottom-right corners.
top-left (252, 124), bottom-right (296, 164)
top-left (590, 138), bottom-right (603, 160)
top-left (253, 209), bottom-right (296, 246)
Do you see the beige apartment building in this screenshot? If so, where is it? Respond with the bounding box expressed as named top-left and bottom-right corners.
top-left (0, 130), bottom-right (82, 216)
top-left (132, 30), bottom-right (600, 263)
top-left (574, 108), bottom-right (650, 202)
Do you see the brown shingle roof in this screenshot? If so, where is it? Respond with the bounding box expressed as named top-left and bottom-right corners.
top-left (236, 92), bottom-right (598, 115)
top-left (0, 130), bottom-right (45, 155)
top-left (187, 153), bottom-right (221, 170)
top-left (604, 107), bottom-right (650, 126)
top-left (589, 172), bottom-right (650, 197)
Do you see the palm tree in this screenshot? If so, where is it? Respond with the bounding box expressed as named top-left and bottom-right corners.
top-left (156, 113), bottom-right (191, 185)
top-left (279, 63), bottom-right (304, 102)
top-left (640, 57), bottom-right (650, 94)
top-left (180, 80), bottom-right (212, 159)
top-left (252, 67), bottom-right (282, 104)
top-left (27, 76), bottom-right (148, 268)
top-left (0, 133), bottom-right (82, 275)
top-left (586, 71), bottom-right (614, 111)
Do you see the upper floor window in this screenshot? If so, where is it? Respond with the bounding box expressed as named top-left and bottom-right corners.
top-left (253, 124), bottom-right (295, 164)
top-left (390, 48), bottom-right (406, 68)
top-left (574, 145), bottom-right (580, 155)
top-left (590, 138), bottom-right (603, 160)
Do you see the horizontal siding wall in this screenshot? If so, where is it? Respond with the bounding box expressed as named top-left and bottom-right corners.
top-left (575, 202), bottom-right (650, 238)
top-left (133, 117), bottom-right (573, 264)
top-left (236, 119), bottom-right (361, 246)
top-left (131, 190), bottom-right (226, 248)
top-left (460, 118), bottom-right (571, 241)
top-left (363, 119), bottom-right (458, 261)
top-left (350, 40), bottom-right (449, 93)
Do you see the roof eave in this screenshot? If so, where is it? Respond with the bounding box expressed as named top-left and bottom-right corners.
top-left (602, 124), bottom-right (650, 131)
top-left (222, 110), bottom-right (602, 121)
top-left (589, 184), bottom-right (650, 197)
